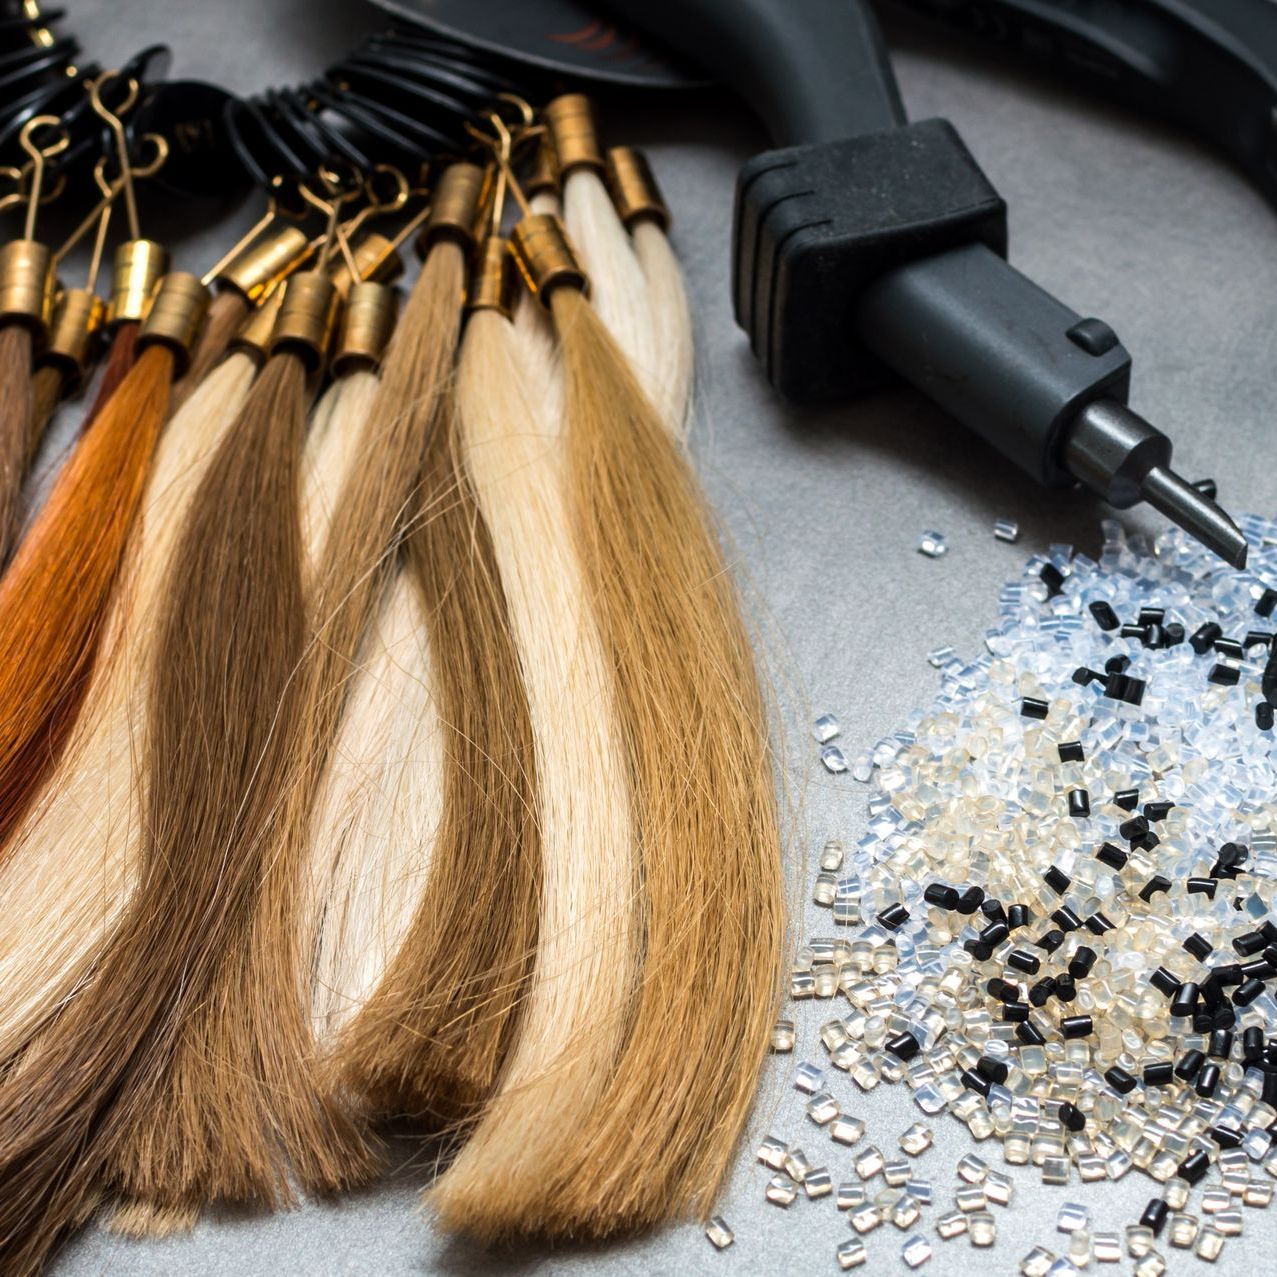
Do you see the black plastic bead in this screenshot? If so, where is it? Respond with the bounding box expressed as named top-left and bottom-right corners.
top-left (1214, 962), bottom-right (1244, 987)
top-left (1143, 800), bottom-right (1175, 822)
top-left (1140, 1198), bottom-right (1168, 1234)
top-left (1243, 1025), bottom-right (1265, 1062)
top-left (886, 1031), bottom-right (921, 1060)
top-left (1119, 815), bottom-right (1149, 840)
top-left (961, 1067), bottom-right (991, 1097)
top-left (1005, 903), bottom-right (1031, 930)
top-left (924, 882), bottom-right (960, 909)
top-left (1184, 933), bottom-right (1213, 961)
top-left (976, 1056), bottom-right (1008, 1085)
top-left (1054, 974), bottom-right (1077, 1002)
top-left (1163, 622), bottom-right (1185, 647)
top-left (1057, 1101), bottom-right (1085, 1132)
top-left (1190, 621), bottom-right (1223, 654)
top-left (1215, 636), bottom-right (1245, 661)
top-left (1149, 967), bottom-right (1182, 997)
top-left (955, 885), bottom-right (984, 915)
top-left (1187, 877), bottom-right (1218, 897)
top-left (1169, 982), bottom-right (1199, 1017)
top-left (1015, 1017), bottom-right (1045, 1047)
top-left (1105, 654), bottom-right (1131, 674)
top-left (1029, 978), bottom-right (1056, 1007)
top-left (1042, 866), bottom-right (1071, 895)
top-left (1006, 949), bottom-right (1040, 975)
top-left (1234, 976), bottom-right (1265, 1007)
top-left (1103, 672), bottom-right (1146, 705)
top-left (1257, 701), bottom-right (1275, 731)
top-left (1195, 1063), bottom-right (1221, 1097)
top-left (1052, 906), bottom-right (1082, 932)
top-left (1209, 1124), bottom-right (1243, 1149)
top-left (1105, 1064), bottom-right (1136, 1094)
top-left (1088, 601), bottom-right (1119, 630)
top-left (979, 920), bottom-right (1010, 947)
top-left (1072, 666), bottom-right (1101, 686)
top-left (1207, 1029), bottom-right (1234, 1059)
top-left (980, 898), bottom-right (1008, 925)
top-left (1257, 588), bottom-right (1277, 618)
top-left (878, 903), bottom-right (910, 931)
top-left (1235, 931), bottom-right (1267, 957)
top-left (1113, 787), bottom-right (1140, 810)
top-left (1057, 740), bottom-right (1084, 762)
top-left (1068, 947), bottom-right (1097, 979)
top-left (1067, 789), bottom-right (1090, 818)
top-left (1020, 696), bottom-right (1049, 720)
top-left (1095, 842), bottom-right (1127, 870)
top-left (1179, 1149), bottom-right (1210, 1185)
top-left (1040, 563), bottom-right (1066, 597)
top-left (1061, 1014), bottom-right (1093, 1039)
top-left (1139, 875), bottom-right (1171, 902)
top-left (1035, 929), bottom-right (1064, 954)
top-left (1084, 912), bottom-right (1114, 935)
top-left (1174, 1048), bottom-right (1205, 1081)
top-left (986, 977), bottom-right (1019, 1003)
top-left (1208, 663), bottom-right (1241, 686)
top-left (1001, 1001), bottom-right (1029, 1023)
top-left (1143, 1061), bottom-right (1174, 1087)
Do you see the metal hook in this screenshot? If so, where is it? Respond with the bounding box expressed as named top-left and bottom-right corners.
top-left (89, 70), bottom-right (142, 239)
top-left (17, 113), bottom-right (67, 239)
top-left (297, 178), bottom-right (359, 276)
top-left (55, 134), bottom-right (167, 266)
top-left (339, 163), bottom-right (411, 243)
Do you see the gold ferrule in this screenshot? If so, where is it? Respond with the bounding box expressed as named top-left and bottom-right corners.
top-left (333, 280), bottom-right (397, 375)
top-left (418, 162), bottom-right (485, 255)
top-left (217, 223), bottom-right (312, 302)
top-left (269, 270), bottom-right (339, 369)
top-left (544, 94), bottom-right (603, 176)
top-left (137, 272), bottom-right (210, 372)
top-left (526, 139), bottom-right (561, 197)
top-left (41, 287), bottom-right (105, 381)
top-left (327, 232), bottom-right (404, 300)
top-left (0, 239), bottom-right (55, 329)
top-left (467, 236), bottom-right (515, 318)
top-left (510, 214), bottom-right (588, 307)
top-left (605, 147), bottom-right (669, 231)
top-left (108, 239), bottom-right (170, 326)
top-left (232, 283), bottom-right (286, 359)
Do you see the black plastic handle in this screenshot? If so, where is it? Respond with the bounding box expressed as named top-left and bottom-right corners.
top-left (886, 0), bottom-right (1277, 209)
top-left (601, 0), bottom-right (906, 144)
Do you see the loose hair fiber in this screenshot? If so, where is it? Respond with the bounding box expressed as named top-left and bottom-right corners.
top-left (543, 284), bottom-right (782, 1234)
top-left (428, 302), bottom-right (635, 1232)
top-left (0, 349), bottom-right (373, 1273)
top-left (28, 365), bottom-right (64, 466)
top-left (0, 340), bottom-right (174, 858)
top-left (107, 237), bottom-right (473, 1235)
top-left (0, 323), bottom-right (34, 564)
top-left (0, 352), bottom-right (259, 1073)
top-left (169, 290), bottom-right (251, 416)
top-left (81, 320), bottom-right (139, 430)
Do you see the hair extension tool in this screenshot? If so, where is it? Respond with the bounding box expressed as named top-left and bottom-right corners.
top-left (580, 0), bottom-right (1249, 568)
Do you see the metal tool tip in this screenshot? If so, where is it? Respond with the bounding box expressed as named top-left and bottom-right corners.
top-left (1141, 465), bottom-right (1248, 570)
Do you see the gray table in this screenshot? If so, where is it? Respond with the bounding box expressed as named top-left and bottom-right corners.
top-left (52, 1), bottom-right (1277, 1273)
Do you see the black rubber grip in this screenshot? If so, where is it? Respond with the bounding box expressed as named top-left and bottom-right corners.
top-left (600, 0), bottom-right (905, 144)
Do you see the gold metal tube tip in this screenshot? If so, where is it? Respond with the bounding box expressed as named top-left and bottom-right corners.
top-left (108, 239), bottom-right (170, 326)
top-left (526, 139), bottom-right (561, 196)
top-left (231, 284), bottom-right (286, 360)
top-left (328, 232), bottom-right (404, 300)
top-left (468, 236), bottom-right (516, 318)
top-left (544, 93), bottom-right (604, 176)
top-left (41, 287), bottom-right (106, 382)
top-left (510, 213), bottom-right (588, 307)
top-left (216, 223), bottom-right (312, 302)
top-left (419, 162), bottom-right (485, 255)
top-left (605, 147), bottom-right (670, 230)
top-left (269, 270), bottom-right (339, 369)
top-left (0, 240), bottom-right (55, 330)
top-left (333, 280), bottom-right (397, 375)
top-left (137, 271), bottom-right (211, 372)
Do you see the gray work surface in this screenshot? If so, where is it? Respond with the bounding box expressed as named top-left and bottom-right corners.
top-left (50, 1), bottom-right (1277, 1273)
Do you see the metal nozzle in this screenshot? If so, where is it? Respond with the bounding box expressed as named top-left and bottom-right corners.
top-left (1064, 399), bottom-right (1248, 569)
